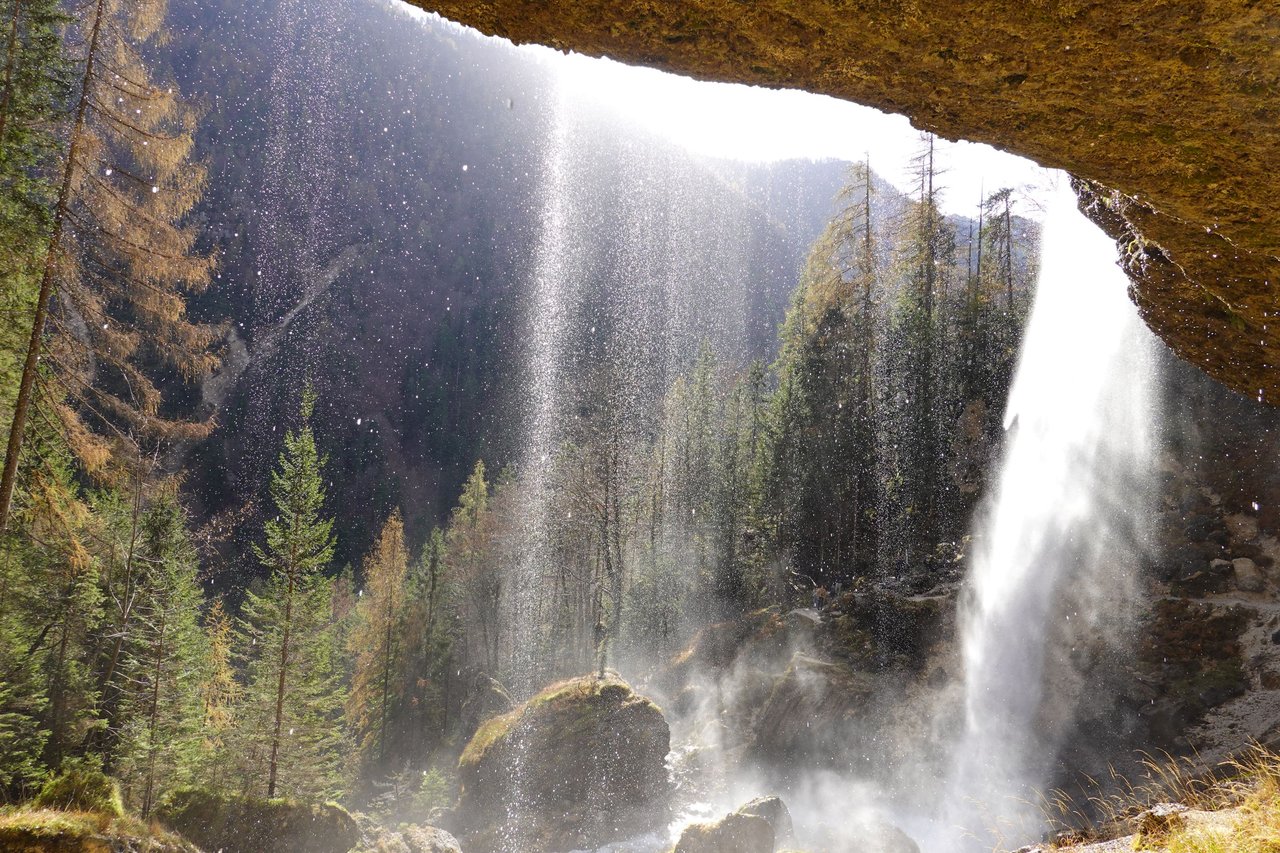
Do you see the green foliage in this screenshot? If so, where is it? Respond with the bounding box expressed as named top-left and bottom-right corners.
top-left (157, 786), bottom-right (360, 853)
top-left (232, 388), bottom-right (346, 800)
top-left (32, 758), bottom-right (123, 817)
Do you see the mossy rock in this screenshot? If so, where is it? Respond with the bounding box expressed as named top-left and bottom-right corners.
top-left (156, 787), bottom-right (359, 853)
top-left (457, 673), bottom-right (670, 852)
top-left (671, 811), bottom-right (773, 853)
top-left (0, 808), bottom-right (197, 852)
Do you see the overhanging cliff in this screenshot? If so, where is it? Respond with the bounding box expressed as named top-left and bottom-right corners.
top-left (416, 0), bottom-right (1279, 401)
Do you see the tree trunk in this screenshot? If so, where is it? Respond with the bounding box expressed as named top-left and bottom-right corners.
top-left (267, 574), bottom-right (295, 798)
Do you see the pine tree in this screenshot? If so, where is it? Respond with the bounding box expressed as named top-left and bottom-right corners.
top-left (239, 386), bottom-right (339, 799)
top-left (347, 508), bottom-right (408, 775)
top-left (0, 0), bottom-right (217, 528)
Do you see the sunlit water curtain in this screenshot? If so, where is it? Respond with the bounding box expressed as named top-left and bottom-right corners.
top-left (935, 178), bottom-right (1158, 850)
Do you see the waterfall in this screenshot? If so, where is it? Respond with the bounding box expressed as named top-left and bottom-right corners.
top-left (936, 177), bottom-right (1158, 849)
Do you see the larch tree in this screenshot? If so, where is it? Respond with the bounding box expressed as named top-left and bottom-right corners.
top-left (347, 508), bottom-right (408, 774)
top-left (447, 460), bottom-right (496, 674)
top-left (0, 0), bottom-right (218, 529)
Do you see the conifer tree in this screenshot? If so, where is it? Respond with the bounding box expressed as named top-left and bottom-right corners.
top-left (401, 527), bottom-right (451, 751)
top-left (113, 491), bottom-right (205, 816)
top-left (448, 460), bottom-right (496, 674)
top-left (238, 387), bottom-right (340, 799)
top-left (347, 508), bottom-right (408, 774)
top-left (0, 0), bottom-right (217, 528)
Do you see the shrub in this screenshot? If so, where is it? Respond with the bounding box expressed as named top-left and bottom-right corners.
top-left (32, 759), bottom-right (124, 817)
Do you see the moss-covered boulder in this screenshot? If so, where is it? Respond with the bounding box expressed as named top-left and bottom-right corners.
top-left (0, 808), bottom-right (198, 852)
top-left (671, 811), bottom-right (773, 853)
top-left (456, 674), bottom-right (670, 852)
top-left (156, 787), bottom-right (359, 853)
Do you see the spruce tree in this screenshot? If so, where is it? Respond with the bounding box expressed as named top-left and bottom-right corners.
top-left (113, 491), bottom-right (205, 817)
top-left (238, 387), bottom-right (340, 799)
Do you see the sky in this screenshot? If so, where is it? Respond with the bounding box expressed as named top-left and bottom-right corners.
top-left (546, 50), bottom-right (1055, 215)
top-left (399, 4), bottom-right (1057, 216)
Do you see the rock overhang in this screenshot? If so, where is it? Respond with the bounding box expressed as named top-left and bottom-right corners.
top-left (414, 0), bottom-right (1280, 402)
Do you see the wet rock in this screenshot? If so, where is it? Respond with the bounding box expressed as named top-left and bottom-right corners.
top-left (1172, 559), bottom-right (1232, 596)
top-left (1225, 513), bottom-right (1260, 543)
top-left (655, 608), bottom-right (787, 696)
top-left (1234, 557), bottom-right (1264, 592)
top-left (455, 674), bottom-right (669, 852)
top-left (857, 588), bottom-right (950, 670)
top-left (355, 816), bottom-right (461, 853)
top-left (734, 796), bottom-right (793, 844)
top-left (753, 653), bottom-right (876, 763)
top-left (672, 811), bottom-right (773, 853)
top-left (458, 672), bottom-right (513, 740)
top-left (156, 788), bottom-right (359, 853)
top-left (399, 825), bottom-right (463, 853)
top-left (1160, 544), bottom-right (1208, 582)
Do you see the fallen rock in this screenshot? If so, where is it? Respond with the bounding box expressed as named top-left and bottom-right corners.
top-left (1133, 802), bottom-right (1189, 838)
top-left (156, 788), bottom-right (359, 853)
top-left (1225, 513), bottom-right (1260, 543)
top-left (734, 796), bottom-right (793, 844)
top-left (456, 674), bottom-right (670, 852)
top-left (753, 653), bottom-right (875, 763)
top-left (809, 819), bottom-right (920, 853)
top-left (400, 824), bottom-right (463, 852)
top-left (672, 811), bottom-right (773, 853)
top-left (1233, 557), bottom-right (1264, 592)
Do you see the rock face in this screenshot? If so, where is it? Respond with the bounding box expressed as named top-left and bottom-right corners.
top-left (455, 674), bottom-right (670, 852)
top-left (753, 652), bottom-right (876, 763)
top-left (156, 788), bottom-right (360, 853)
top-left (416, 0), bottom-right (1280, 402)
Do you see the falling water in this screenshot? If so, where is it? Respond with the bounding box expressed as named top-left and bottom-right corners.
top-left (936, 177), bottom-right (1157, 849)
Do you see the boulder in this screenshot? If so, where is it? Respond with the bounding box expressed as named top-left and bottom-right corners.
top-left (1225, 513), bottom-right (1261, 543)
top-left (156, 788), bottom-right (360, 853)
top-left (809, 819), bottom-right (920, 853)
top-left (1133, 802), bottom-right (1189, 839)
top-left (672, 812), bottom-right (773, 853)
top-left (1233, 557), bottom-right (1264, 592)
top-left (753, 653), bottom-right (875, 763)
top-left (400, 824), bottom-right (463, 853)
top-left (456, 674), bottom-right (670, 852)
top-left (734, 796), bottom-right (793, 845)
